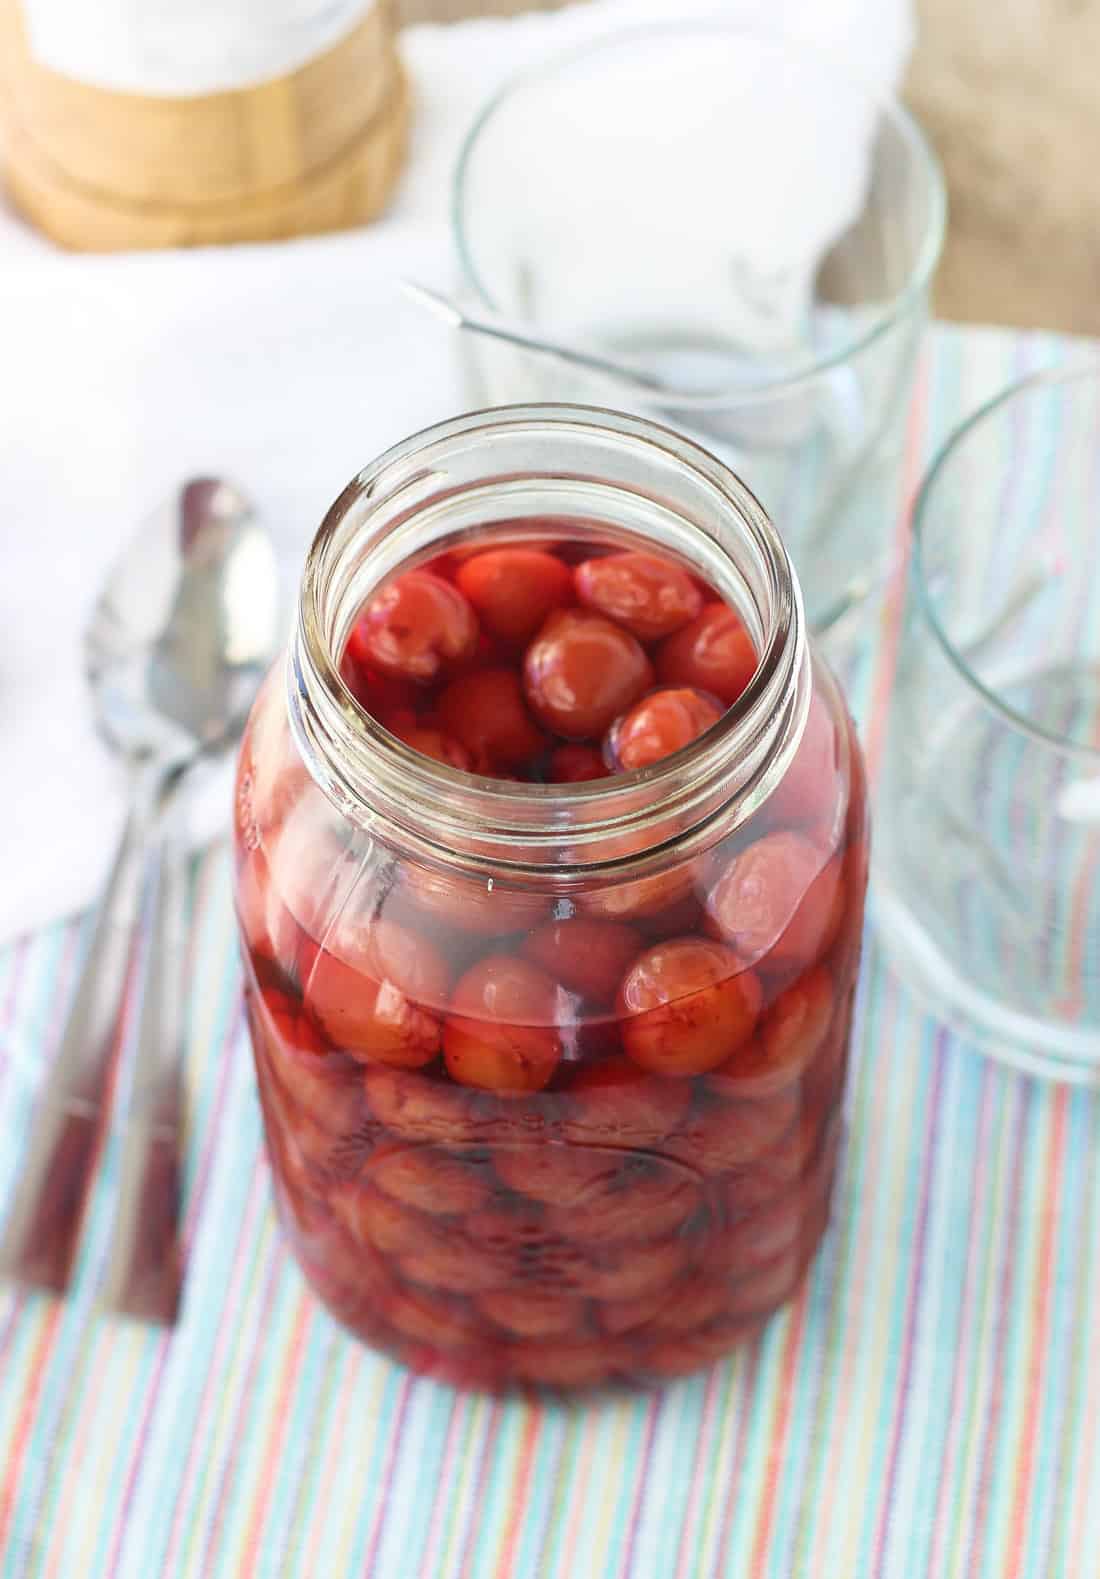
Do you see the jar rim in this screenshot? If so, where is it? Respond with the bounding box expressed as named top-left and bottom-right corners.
top-left (290, 403), bottom-right (807, 874)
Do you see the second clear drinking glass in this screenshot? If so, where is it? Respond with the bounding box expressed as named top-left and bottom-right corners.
top-left (875, 366), bottom-right (1100, 1081)
top-left (453, 24), bottom-right (945, 637)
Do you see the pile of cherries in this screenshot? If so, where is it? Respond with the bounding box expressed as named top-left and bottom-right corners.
top-left (235, 533), bottom-right (868, 1390)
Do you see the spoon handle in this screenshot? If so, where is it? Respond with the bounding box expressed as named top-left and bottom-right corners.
top-left (0, 792), bottom-right (156, 1293)
top-left (99, 826), bottom-right (187, 1326)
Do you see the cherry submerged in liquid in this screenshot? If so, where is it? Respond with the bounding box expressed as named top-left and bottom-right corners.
top-left (236, 534), bottom-right (868, 1389)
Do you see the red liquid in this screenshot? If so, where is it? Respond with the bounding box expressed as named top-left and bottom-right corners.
top-left (235, 534), bottom-right (868, 1389)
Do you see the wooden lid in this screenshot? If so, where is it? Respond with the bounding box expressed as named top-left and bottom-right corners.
top-left (0, 0), bottom-right (410, 249)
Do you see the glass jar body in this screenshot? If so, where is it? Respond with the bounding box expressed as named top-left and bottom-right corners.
top-left (232, 411), bottom-right (868, 1389)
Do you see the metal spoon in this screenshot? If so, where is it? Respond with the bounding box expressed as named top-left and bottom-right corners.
top-left (402, 279), bottom-right (670, 395)
top-left (0, 479), bottom-right (279, 1316)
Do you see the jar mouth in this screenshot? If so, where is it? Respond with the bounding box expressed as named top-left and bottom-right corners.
top-left (290, 404), bottom-right (806, 875)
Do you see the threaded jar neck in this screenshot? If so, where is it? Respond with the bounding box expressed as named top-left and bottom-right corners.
top-left (289, 404), bottom-right (808, 878)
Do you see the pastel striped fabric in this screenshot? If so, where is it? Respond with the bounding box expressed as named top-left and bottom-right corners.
top-left (3, 322), bottom-right (1099, 1579)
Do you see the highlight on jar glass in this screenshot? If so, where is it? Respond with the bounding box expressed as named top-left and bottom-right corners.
top-left (233, 406), bottom-right (869, 1390)
top-left (875, 366), bottom-right (1100, 1082)
top-left (452, 24), bottom-right (945, 640)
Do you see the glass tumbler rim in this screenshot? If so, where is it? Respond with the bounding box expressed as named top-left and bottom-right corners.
top-left (452, 19), bottom-right (947, 408)
top-left (910, 359), bottom-right (1100, 764)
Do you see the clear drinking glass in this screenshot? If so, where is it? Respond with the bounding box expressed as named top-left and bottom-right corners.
top-left (452, 24), bottom-right (945, 637)
top-left (875, 366), bottom-right (1100, 1081)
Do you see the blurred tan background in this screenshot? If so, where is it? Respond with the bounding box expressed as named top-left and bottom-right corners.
top-left (400, 0), bottom-right (1100, 337)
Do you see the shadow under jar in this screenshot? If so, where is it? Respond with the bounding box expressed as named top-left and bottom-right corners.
top-left (232, 406), bottom-right (869, 1391)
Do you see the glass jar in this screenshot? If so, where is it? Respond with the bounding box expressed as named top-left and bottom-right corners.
top-left (233, 407), bottom-right (868, 1390)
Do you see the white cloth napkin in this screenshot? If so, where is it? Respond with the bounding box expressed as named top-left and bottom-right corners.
top-left (0, 0), bottom-right (910, 945)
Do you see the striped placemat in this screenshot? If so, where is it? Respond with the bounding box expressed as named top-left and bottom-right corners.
top-left (2, 320), bottom-right (1099, 1579)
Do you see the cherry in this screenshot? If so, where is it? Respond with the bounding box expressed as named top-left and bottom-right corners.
top-left (605, 686), bottom-right (724, 772)
top-left (707, 966), bottom-right (835, 1100)
top-left (655, 603), bottom-right (757, 705)
top-left (476, 1287), bottom-right (584, 1339)
top-left (395, 1239), bottom-right (504, 1296)
top-left (580, 828), bottom-right (697, 923)
top-left (350, 571), bottom-right (479, 683)
top-left (618, 938), bottom-right (762, 1076)
top-left (668, 1085), bottom-right (799, 1176)
top-left (704, 833), bottom-right (845, 974)
top-left (387, 718), bottom-right (472, 771)
top-left (443, 956), bottom-right (565, 1092)
top-left (580, 1236), bottom-right (689, 1302)
top-left (725, 1239), bottom-right (817, 1321)
top-left (252, 988), bottom-right (365, 1138)
top-left (764, 692), bottom-right (844, 837)
top-left (436, 667), bottom-right (545, 773)
top-left (303, 917), bottom-right (450, 1068)
top-left (333, 1183), bottom-right (431, 1256)
top-left (366, 1143), bottom-right (492, 1215)
top-left (548, 744), bottom-right (609, 783)
top-left (632, 1275), bottom-right (732, 1336)
top-left (545, 1162), bottom-right (701, 1245)
top-left (597, 1283), bottom-right (674, 1337)
top-left (524, 609), bottom-right (653, 739)
top-left (522, 918), bottom-right (641, 1002)
top-left (397, 858), bottom-right (549, 937)
top-left (494, 1142), bottom-right (623, 1206)
top-left (455, 547), bottom-right (574, 644)
top-left (574, 550), bottom-right (703, 640)
top-left (382, 1284), bottom-right (483, 1349)
top-left (509, 1341), bottom-right (622, 1388)
top-left (558, 1057), bottom-right (692, 1148)
top-left (363, 1065), bottom-right (492, 1148)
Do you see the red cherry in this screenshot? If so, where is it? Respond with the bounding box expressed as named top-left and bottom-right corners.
top-left (559, 1057), bottom-right (692, 1148)
top-left (597, 1282), bottom-right (673, 1337)
top-left (303, 917), bottom-right (451, 1068)
top-left (494, 1142), bottom-right (623, 1206)
top-left (704, 833), bottom-right (845, 974)
top-left (339, 652), bottom-right (421, 724)
top-left (655, 603), bottom-right (757, 705)
top-left (443, 956), bottom-right (565, 1092)
top-left (725, 1238), bottom-right (819, 1322)
top-left (363, 1065), bottom-right (492, 1148)
top-left (579, 1236), bottom-right (689, 1302)
top-left (523, 609), bottom-right (654, 740)
top-left (366, 1143), bottom-right (492, 1215)
top-left (455, 547), bottom-right (574, 645)
top-left (667, 1086), bottom-right (799, 1176)
top-left (250, 989), bottom-right (366, 1150)
top-left (477, 1287), bottom-right (585, 1339)
top-left (620, 1274), bottom-right (732, 1338)
top-left (574, 551), bottom-right (703, 640)
top-left (387, 719), bottom-right (472, 772)
top-left (765, 693), bottom-right (844, 836)
top-left (350, 571), bottom-right (478, 683)
top-left (545, 1162), bottom-right (701, 1245)
top-left (332, 1183), bottom-right (433, 1256)
top-left (394, 1239), bottom-right (504, 1296)
top-left (707, 966), bottom-right (835, 1100)
top-left (618, 938), bottom-right (762, 1076)
top-left (436, 668), bottom-right (546, 772)
top-left (548, 744), bottom-right (610, 783)
top-left (508, 1341), bottom-right (623, 1388)
top-left (605, 686), bottom-right (724, 772)
top-left (397, 858), bottom-right (549, 937)
top-left (522, 918), bottom-right (641, 1002)
top-left (382, 1283), bottom-right (484, 1350)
